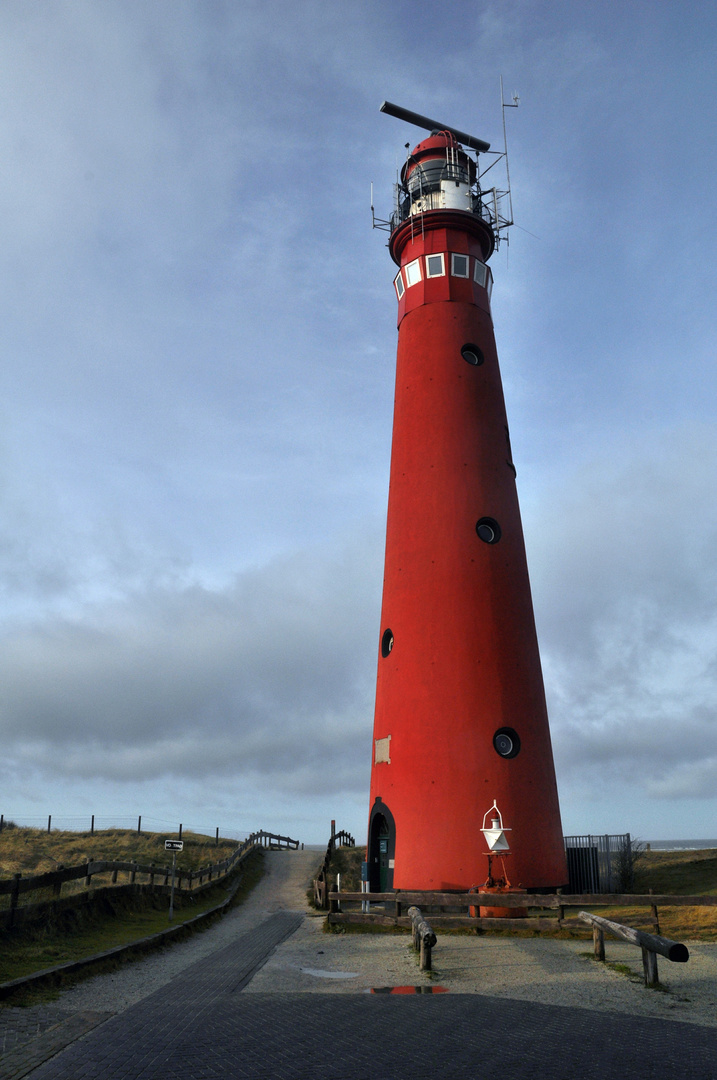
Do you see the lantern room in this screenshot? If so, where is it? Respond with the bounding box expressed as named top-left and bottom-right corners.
top-left (401, 132), bottom-right (477, 217)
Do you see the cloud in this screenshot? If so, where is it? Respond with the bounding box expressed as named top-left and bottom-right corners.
top-left (0, 531), bottom-right (382, 796)
top-left (528, 423), bottom-right (717, 800)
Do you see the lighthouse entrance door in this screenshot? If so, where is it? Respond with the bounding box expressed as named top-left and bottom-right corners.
top-left (368, 799), bottom-right (395, 892)
top-left (378, 830), bottom-right (389, 890)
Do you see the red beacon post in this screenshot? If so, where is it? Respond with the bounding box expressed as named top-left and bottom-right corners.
top-left (367, 100), bottom-right (568, 894)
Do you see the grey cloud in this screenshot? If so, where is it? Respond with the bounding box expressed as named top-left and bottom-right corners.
top-left (0, 533), bottom-right (382, 793)
top-left (528, 424), bottom-right (717, 799)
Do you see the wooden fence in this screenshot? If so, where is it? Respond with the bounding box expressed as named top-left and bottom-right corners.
top-left (312, 827), bottom-right (355, 909)
top-left (579, 910), bottom-right (689, 986)
top-left (326, 889), bottom-right (717, 930)
top-left (0, 829), bottom-right (299, 930)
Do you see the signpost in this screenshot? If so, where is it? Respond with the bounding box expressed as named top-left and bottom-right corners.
top-left (165, 839), bottom-right (183, 921)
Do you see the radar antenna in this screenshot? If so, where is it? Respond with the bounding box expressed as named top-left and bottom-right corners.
top-left (379, 100), bottom-right (491, 154)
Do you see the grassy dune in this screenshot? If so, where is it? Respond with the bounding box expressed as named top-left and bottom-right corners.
top-left (0, 825), bottom-right (241, 913)
top-left (595, 847), bottom-right (717, 941)
top-left (0, 824), bottom-right (239, 877)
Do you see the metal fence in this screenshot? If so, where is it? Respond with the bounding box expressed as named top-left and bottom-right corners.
top-left (563, 834), bottom-right (631, 893)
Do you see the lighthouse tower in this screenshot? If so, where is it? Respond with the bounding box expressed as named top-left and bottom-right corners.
top-left (367, 103), bottom-right (567, 892)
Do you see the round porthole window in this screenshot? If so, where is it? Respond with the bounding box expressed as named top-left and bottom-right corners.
top-left (381, 629), bottom-right (394, 658)
top-left (493, 727), bottom-right (520, 759)
top-left (461, 343), bottom-right (484, 366)
top-left (476, 517), bottom-right (501, 544)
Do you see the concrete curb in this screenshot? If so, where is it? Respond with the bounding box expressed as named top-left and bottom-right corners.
top-left (0, 851), bottom-right (253, 1001)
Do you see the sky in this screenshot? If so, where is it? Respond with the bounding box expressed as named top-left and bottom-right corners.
top-left (1, 0), bottom-right (717, 845)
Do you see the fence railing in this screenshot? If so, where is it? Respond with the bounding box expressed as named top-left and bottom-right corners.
top-left (326, 889), bottom-right (717, 931)
top-left (0, 829), bottom-right (299, 930)
top-left (578, 910), bottom-right (689, 986)
top-left (312, 825), bottom-right (355, 909)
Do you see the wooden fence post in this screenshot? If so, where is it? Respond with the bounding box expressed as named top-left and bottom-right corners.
top-left (91, 815), bottom-right (95, 835)
top-left (593, 924), bottom-right (605, 960)
top-left (649, 889), bottom-right (660, 934)
top-left (642, 946), bottom-right (659, 986)
top-left (47, 815), bottom-right (51, 833)
top-left (137, 815), bottom-right (141, 835)
top-left (54, 865), bottom-right (64, 898)
top-left (85, 861), bottom-right (93, 888)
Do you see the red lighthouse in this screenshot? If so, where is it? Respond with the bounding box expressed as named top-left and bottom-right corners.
top-left (367, 102), bottom-right (567, 892)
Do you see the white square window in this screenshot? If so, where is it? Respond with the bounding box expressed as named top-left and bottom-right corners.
top-left (374, 735), bottom-right (391, 764)
top-left (394, 271), bottom-right (405, 299)
top-left (473, 260), bottom-right (488, 288)
top-left (425, 253), bottom-right (445, 278)
top-left (405, 258), bottom-right (422, 287)
top-left (451, 253), bottom-right (470, 278)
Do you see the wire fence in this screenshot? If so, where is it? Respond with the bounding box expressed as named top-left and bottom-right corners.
top-left (0, 813), bottom-right (257, 843)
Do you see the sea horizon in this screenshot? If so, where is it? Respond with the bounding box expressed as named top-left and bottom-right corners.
top-left (645, 838), bottom-right (717, 851)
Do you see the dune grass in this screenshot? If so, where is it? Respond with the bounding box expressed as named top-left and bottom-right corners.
top-left (0, 824), bottom-right (238, 877)
top-left (588, 847), bottom-right (717, 941)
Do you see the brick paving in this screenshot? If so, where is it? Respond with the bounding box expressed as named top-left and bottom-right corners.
top-left (12, 991), bottom-right (717, 1079)
top-left (0, 1007), bottom-right (75, 1058)
top-left (1, 911), bottom-right (302, 1079)
top-left (0, 1012), bottom-right (111, 1080)
top-left (0, 906), bottom-right (711, 1079)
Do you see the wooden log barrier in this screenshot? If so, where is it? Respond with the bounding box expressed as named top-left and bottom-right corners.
top-left (579, 911), bottom-right (689, 987)
top-left (407, 906), bottom-right (437, 971)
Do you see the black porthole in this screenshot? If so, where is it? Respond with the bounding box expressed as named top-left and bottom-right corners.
top-left (381, 628), bottom-right (394, 657)
top-left (476, 517), bottom-right (501, 544)
top-left (493, 727), bottom-right (521, 759)
top-left (461, 343), bottom-right (484, 366)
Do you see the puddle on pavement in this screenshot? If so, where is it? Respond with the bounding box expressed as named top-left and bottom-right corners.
top-left (300, 967), bottom-right (360, 980)
top-left (367, 986), bottom-right (449, 994)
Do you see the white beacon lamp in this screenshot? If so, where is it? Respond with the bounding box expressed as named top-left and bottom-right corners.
top-left (481, 801), bottom-right (511, 852)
